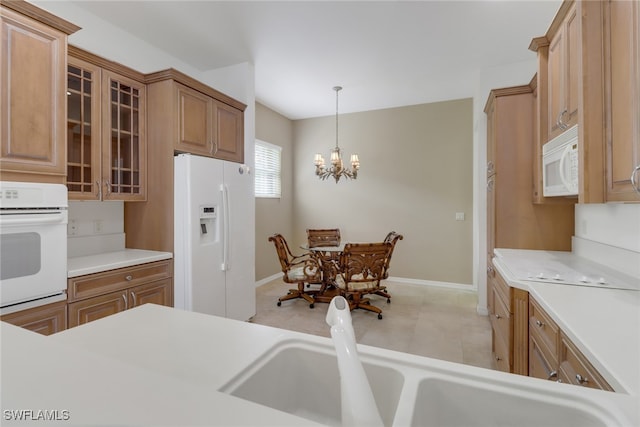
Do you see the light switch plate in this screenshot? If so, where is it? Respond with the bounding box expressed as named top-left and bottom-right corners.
top-left (455, 212), bottom-right (465, 221)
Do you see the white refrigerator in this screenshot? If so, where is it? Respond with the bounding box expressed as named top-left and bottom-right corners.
top-left (174, 153), bottom-right (255, 321)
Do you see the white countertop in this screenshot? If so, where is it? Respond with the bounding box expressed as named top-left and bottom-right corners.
top-left (68, 249), bottom-right (173, 277)
top-left (493, 248), bottom-right (640, 395)
top-left (2, 304), bottom-right (638, 426)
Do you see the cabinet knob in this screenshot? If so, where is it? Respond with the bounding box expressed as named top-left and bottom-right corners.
top-left (575, 374), bottom-right (589, 384)
top-left (487, 265), bottom-right (494, 277)
top-left (547, 370), bottom-right (558, 380)
top-left (125, 275), bottom-right (133, 281)
top-left (494, 314), bottom-right (502, 319)
top-left (495, 355), bottom-right (502, 361)
top-left (536, 319), bottom-right (544, 327)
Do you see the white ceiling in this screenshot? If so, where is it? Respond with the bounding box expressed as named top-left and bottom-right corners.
top-left (69, 0), bottom-right (561, 119)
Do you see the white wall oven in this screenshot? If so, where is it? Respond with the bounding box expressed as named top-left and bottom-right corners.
top-left (0, 182), bottom-right (68, 313)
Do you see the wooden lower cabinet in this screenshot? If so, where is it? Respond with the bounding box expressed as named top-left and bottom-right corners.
top-left (487, 265), bottom-right (528, 375)
top-left (67, 260), bottom-right (173, 328)
top-left (528, 295), bottom-right (613, 392)
top-left (559, 332), bottom-right (613, 391)
top-left (0, 300), bottom-right (67, 335)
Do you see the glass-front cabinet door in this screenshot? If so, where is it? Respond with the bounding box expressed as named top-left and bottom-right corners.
top-left (66, 57), bottom-right (101, 199)
top-left (101, 70), bottom-right (146, 201)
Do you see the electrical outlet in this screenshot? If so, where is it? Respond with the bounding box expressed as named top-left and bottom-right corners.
top-left (455, 212), bottom-right (465, 221)
top-left (68, 219), bottom-right (77, 236)
top-left (93, 220), bottom-right (104, 233)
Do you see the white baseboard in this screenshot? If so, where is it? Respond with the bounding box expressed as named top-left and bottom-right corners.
top-left (255, 274), bottom-right (476, 292)
top-left (255, 273), bottom-right (282, 288)
top-left (387, 276), bottom-right (476, 292)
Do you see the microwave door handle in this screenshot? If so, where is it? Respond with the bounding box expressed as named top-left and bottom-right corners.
top-left (558, 145), bottom-right (573, 192)
top-left (0, 213), bottom-right (65, 226)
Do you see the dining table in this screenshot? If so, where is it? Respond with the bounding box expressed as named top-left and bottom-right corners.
top-left (301, 243), bottom-right (345, 304)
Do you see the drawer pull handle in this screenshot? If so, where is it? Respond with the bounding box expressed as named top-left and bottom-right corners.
top-left (122, 294), bottom-right (127, 309)
top-left (495, 356), bottom-right (502, 361)
top-left (125, 275), bottom-right (133, 281)
top-left (536, 320), bottom-right (544, 327)
top-left (575, 374), bottom-right (589, 384)
top-left (131, 291), bottom-right (137, 307)
top-left (547, 370), bottom-right (558, 380)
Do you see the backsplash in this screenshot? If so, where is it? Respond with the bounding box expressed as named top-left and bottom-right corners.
top-left (67, 201), bottom-right (125, 257)
top-left (574, 203), bottom-right (640, 278)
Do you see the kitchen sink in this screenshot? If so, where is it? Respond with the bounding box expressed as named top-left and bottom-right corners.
top-left (220, 339), bottom-right (633, 427)
top-left (411, 377), bottom-right (613, 427)
top-left (219, 341), bottom-right (404, 426)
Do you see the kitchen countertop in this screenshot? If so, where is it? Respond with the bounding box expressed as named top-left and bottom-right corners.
top-left (2, 304), bottom-right (638, 426)
top-left (67, 249), bottom-right (173, 277)
top-left (493, 248), bottom-right (640, 395)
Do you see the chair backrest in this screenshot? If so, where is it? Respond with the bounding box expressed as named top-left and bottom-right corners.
top-left (382, 232), bottom-right (403, 279)
top-left (339, 242), bottom-right (391, 287)
top-left (307, 228), bottom-right (341, 247)
top-left (268, 233), bottom-right (294, 272)
top-left (269, 233), bottom-right (321, 284)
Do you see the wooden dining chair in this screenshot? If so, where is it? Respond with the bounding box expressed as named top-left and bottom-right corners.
top-left (371, 231), bottom-right (404, 303)
top-left (306, 228), bottom-right (341, 247)
top-left (335, 242), bottom-right (392, 319)
top-left (268, 234), bottom-right (322, 308)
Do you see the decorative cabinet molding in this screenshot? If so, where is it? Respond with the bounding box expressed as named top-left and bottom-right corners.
top-left (0, 300), bottom-right (67, 335)
top-left (0, 2), bottom-right (79, 183)
top-left (67, 259), bottom-right (172, 328)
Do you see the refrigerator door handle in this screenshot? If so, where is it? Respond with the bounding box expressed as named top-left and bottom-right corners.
top-left (221, 183), bottom-right (230, 271)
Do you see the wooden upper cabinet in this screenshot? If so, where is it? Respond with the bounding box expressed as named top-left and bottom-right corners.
top-left (66, 56), bottom-right (102, 199)
top-left (603, 0), bottom-right (640, 202)
top-left (176, 83), bottom-right (215, 157)
top-left (66, 47), bottom-right (147, 201)
top-left (102, 70), bottom-right (146, 200)
top-left (146, 69), bottom-right (246, 164)
top-left (0, 3), bottom-right (79, 183)
top-left (547, 2), bottom-right (579, 141)
top-left (214, 100), bottom-right (244, 163)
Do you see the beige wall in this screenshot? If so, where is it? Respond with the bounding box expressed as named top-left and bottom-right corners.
top-left (292, 99), bottom-right (474, 285)
top-left (255, 103), bottom-right (295, 281)
top-left (255, 98), bottom-right (474, 286)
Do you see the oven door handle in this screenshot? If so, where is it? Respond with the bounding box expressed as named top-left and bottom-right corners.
top-left (0, 213), bottom-right (66, 226)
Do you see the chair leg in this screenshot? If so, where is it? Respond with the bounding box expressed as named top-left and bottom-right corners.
top-left (346, 293), bottom-right (383, 319)
top-left (277, 282), bottom-right (316, 307)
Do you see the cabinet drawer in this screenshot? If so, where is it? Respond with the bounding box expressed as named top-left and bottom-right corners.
top-left (529, 333), bottom-right (558, 381)
top-left (490, 287), bottom-right (512, 348)
top-left (559, 333), bottom-right (613, 391)
top-left (529, 297), bottom-right (559, 358)
top-left (68, 260), bottom-right (172, 302)
top-left (492, 329), bottom-right (511, 372)
top-left (491, 264), bottom-right (511, 311)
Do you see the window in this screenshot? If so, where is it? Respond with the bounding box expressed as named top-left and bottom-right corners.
top-left (255, 140), bottom-right (282, 198)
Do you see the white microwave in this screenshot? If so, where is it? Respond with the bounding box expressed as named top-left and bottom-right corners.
top-left (542, 125), bottom-right (579, 197)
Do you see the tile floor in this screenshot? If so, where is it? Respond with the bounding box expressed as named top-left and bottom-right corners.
top-left (251, 278), bottom-right (495, 370)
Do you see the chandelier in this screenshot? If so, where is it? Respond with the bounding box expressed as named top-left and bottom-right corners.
top-left (314, 86), bottom-right (359, 183)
